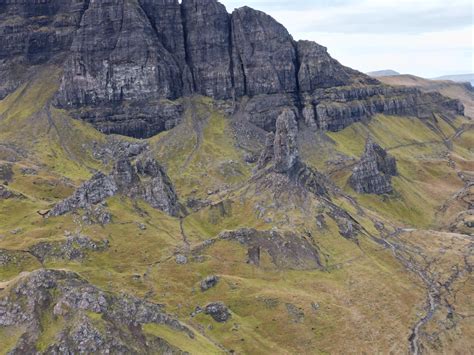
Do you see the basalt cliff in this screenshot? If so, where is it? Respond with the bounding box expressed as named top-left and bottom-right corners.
top-left (0, 0), bottom-right (463, 138)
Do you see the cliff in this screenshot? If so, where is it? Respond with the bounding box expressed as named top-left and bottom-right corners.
top-left (0, 0), bottom-right (465, 139)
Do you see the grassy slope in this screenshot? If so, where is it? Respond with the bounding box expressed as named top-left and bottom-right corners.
top-left (0, 68), bottom-right (472, 353)
top-left (301, 114), bottom-right (470, 229)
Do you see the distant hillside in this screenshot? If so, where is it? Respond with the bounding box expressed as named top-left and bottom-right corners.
top-left (433, 74), bottom-right (474, 85)
top-left (367, 70), bottom-right (400, 77)
top-left (378, 74), bottom-right (474, 118)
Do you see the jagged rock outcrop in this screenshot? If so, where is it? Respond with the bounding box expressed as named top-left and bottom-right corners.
top-left (50, 172), bottom-right (117, 216)
top-left (1, 0), bottom-right (465, 138)
top-left (219, 228), bottom-right (323, 270)
top-left (0, 269), bottom-right (191, 354)
top-left (257, 109), bottom-right (299, 173)
top-left (349, 138), bottom-right (398, 194)
top-left (273, 110), bottom-right (299, 173)
top-left (256, 110), bottom-right (328, 196)
top-left (51, 156), bottom-right (179, 217)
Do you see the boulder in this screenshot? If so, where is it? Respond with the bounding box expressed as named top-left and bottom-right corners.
top-left (204, 302), bottom-right (231, 322)
top-left (200, 275), bottom-right (219, 292)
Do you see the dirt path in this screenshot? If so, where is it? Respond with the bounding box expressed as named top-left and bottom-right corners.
top-left (179, 217), bottom-right (190, 251)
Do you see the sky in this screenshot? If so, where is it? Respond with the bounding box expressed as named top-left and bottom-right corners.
top-left (219, 0), bottom-right (474, 78)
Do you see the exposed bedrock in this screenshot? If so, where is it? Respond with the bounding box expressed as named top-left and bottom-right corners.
top-left (182, 0), bottom-right (234, 99)
top-left (349, 138), bottom-right (398, 194)
top-left (0, 0), bottom-right (89, 98)
top-left (231, 6), bottom-right (298, 96)
top-left (256, 110), bottom-right (329, 196)
top-left (302, 85), bottom-right (465, 132)
top-left (0, 269), bottom-right (191, 354)
top-left (219, 228), bottom-right (324, 270)
top-left (273, 110), bottom-right (299, 173)
top-left (0, 0), bottom-right (465, 138)
top-left (51, 156), bottom-right (179, 217)
top-left (296, 40), bottom-right (378, 92)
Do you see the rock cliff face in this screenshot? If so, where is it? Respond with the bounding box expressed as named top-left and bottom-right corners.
top-left (297, 40), bottom-right (377, 92)
top-left (51, 156), bottom-right (179, 217)
top-left (182, 0), bottom-right (233, 99)
top-left (349, 138), bottom-right (398, 194)
top-left (0, 0), bottom-right (465, 138)
top-left (302, 85), bottom-right (464, 132)
top-left (0, 0), bottom-right (89, 98)
top-left (231, 6), bottom-right (298, 96)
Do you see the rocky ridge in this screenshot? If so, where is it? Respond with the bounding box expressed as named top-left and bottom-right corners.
top-left (0, 269), bottom-right (192, 354)
top-left (0, 0), bottom-right (464, 138)
top-left (51, 156), bottom-right (179, 217)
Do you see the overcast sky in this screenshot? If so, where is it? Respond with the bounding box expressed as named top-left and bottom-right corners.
top-left (219, 0), bottom-right (473, 78)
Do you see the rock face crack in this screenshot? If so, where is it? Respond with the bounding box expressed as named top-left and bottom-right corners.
top-left (1, 0), bottom-right (463, 138)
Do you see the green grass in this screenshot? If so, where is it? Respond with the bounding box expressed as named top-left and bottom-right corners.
top-left (0, 70), bottom-right (472, 354)
top-left (325, 114), bottom-right (470, 228)
top-left (153, 97), bottom-right (251, 200)
top-left (0, 326), bottom-right (26, 355)
top-left (36, 309), bottom-right (65, 352)
top-left (143, 323), bottom-right (222, 354)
